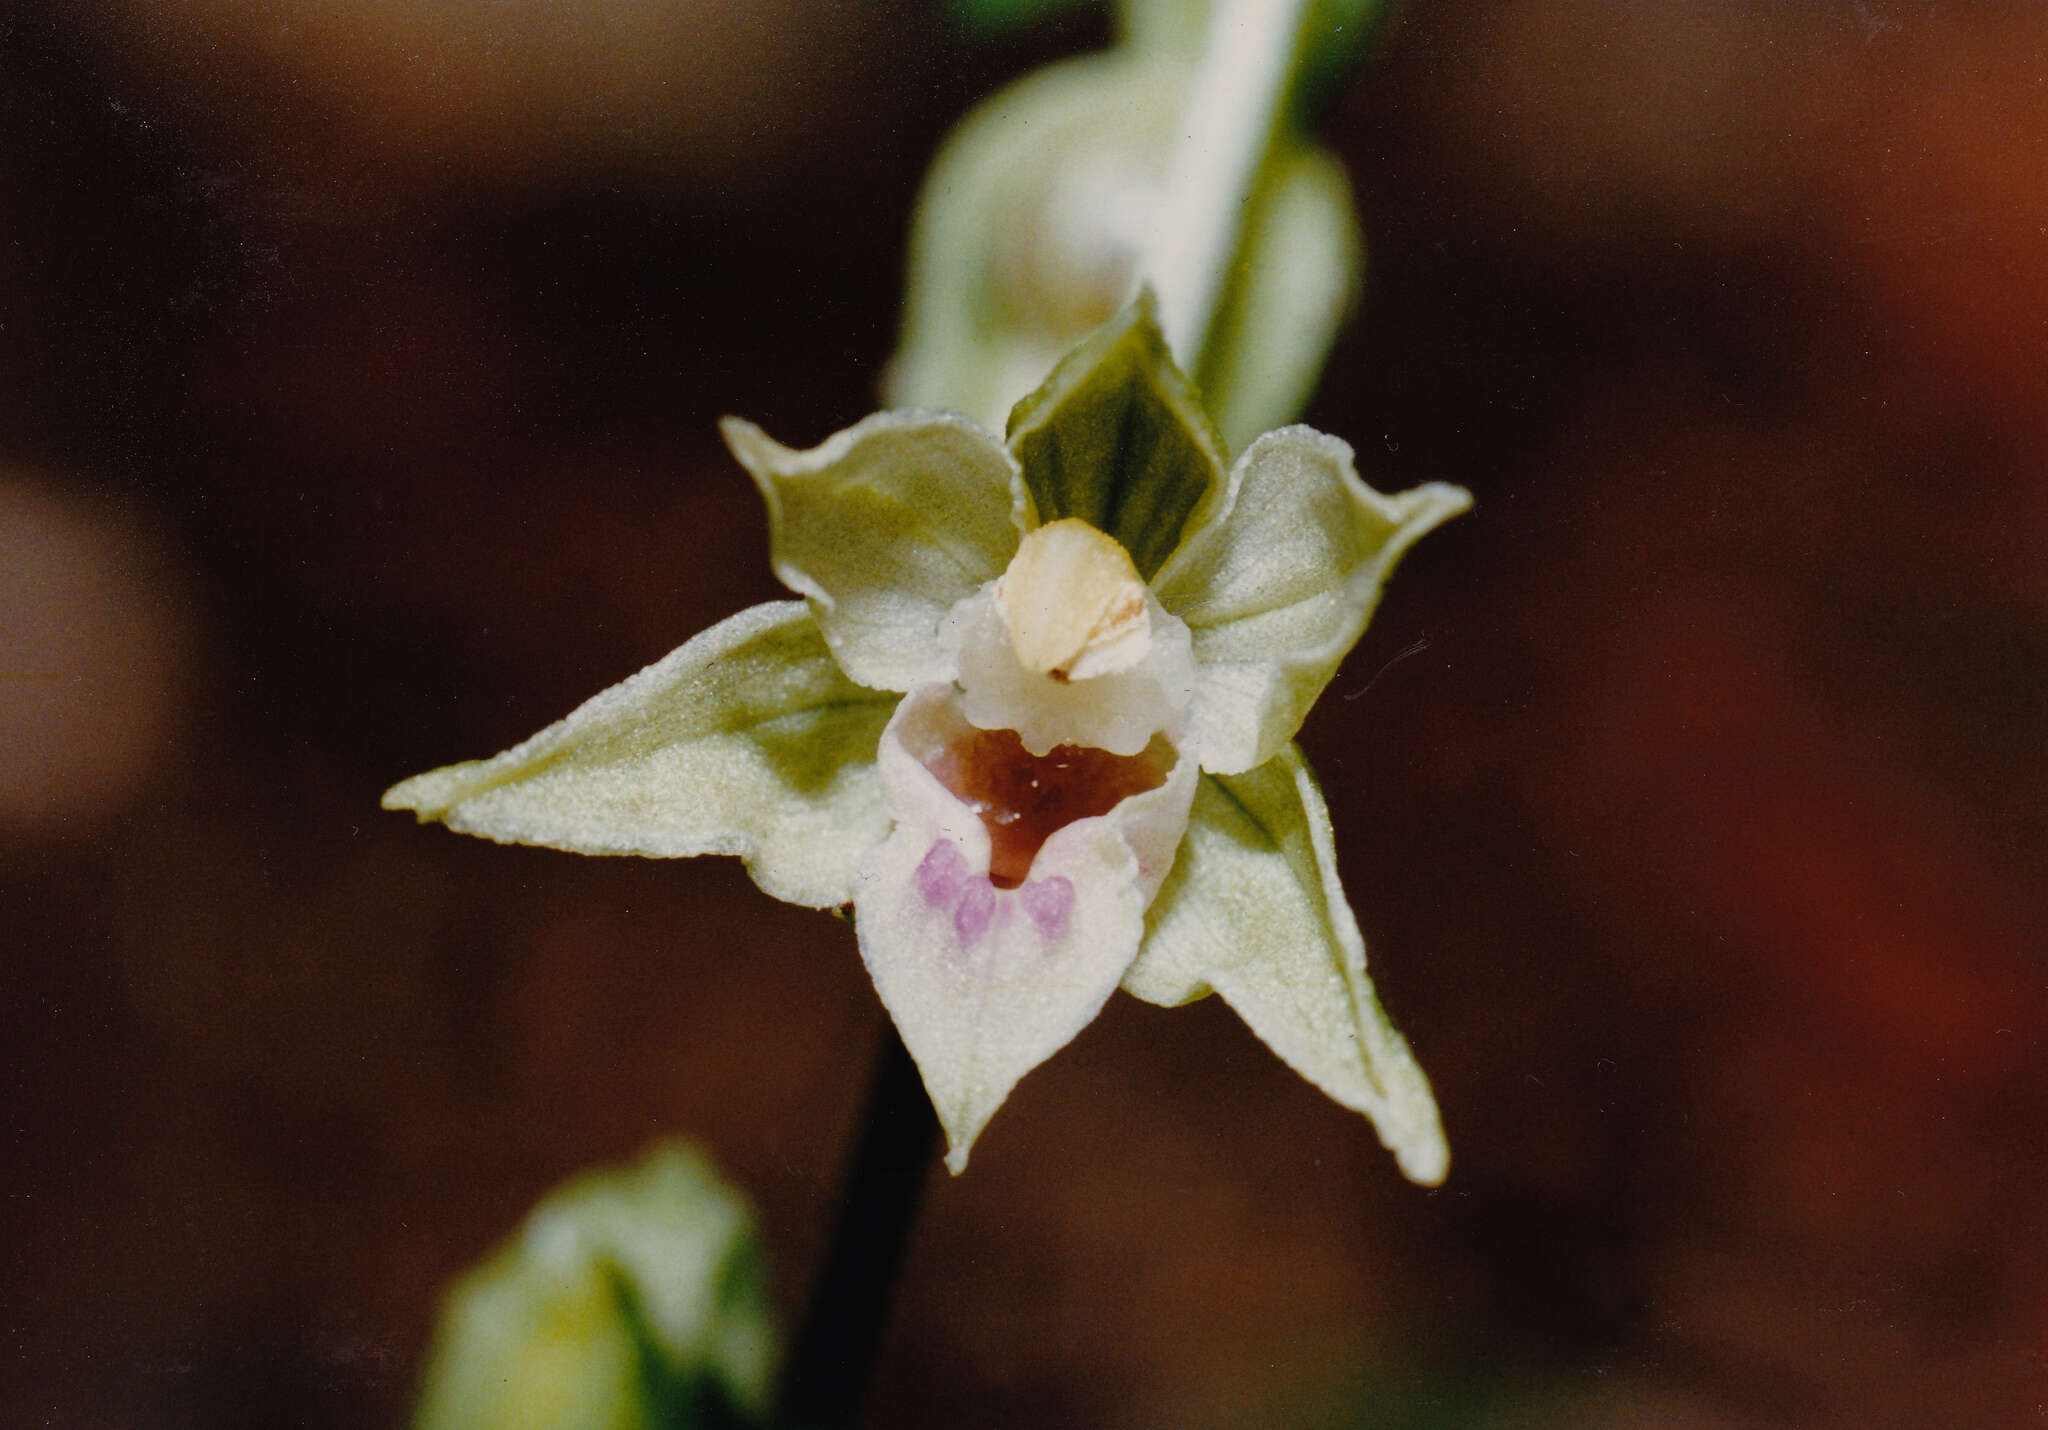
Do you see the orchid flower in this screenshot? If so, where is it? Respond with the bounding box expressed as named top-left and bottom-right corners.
top-left (386, 295), bottom-right (1468, 1181)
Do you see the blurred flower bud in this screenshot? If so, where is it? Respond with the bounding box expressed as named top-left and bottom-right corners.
top-left (887, 37), bottom-right (1362, 454)
top-left (413, 1142), bottom-right (776, 1429)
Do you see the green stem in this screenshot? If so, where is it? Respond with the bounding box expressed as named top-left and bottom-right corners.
top-left (772, 1021), bottom-right (939, 1429)
top-left (1137, 0), bottom-right (1315, 374)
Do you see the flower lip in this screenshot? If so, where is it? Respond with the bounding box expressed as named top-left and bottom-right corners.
top-left (911, 720), bottom-right (1172, 888)
top-left (859, 681), bottom-right (1198, 1171)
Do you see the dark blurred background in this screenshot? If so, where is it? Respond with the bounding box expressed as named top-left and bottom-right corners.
top-left (5, 0), bottom-right (2045, 1424)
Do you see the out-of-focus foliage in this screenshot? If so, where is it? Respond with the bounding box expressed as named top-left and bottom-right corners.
top-left (413, 1142), bottom-right (776, 1430)
top-left (947, 0), bottom-right (1385, 112)
top-left (885, 42), bottom-right (1361, 455)
top-left (945, 0), bottom-right (1098, 38)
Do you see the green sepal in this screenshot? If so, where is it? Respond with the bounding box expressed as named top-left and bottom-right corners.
top-left (1004, 289), bottom-right (1228, 579)
top-left (383, 601), bottom-right (898, 909)
top-left (1123, 745), bottom-right (1448, 1185)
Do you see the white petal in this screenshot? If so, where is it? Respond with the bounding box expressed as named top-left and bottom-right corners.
top-left (855, 686), bottom-right (1196, 1171)
top-left (722, 411), bottom-right (1023, 692)
top-left (1153, 426), bottom-right (1470, 774)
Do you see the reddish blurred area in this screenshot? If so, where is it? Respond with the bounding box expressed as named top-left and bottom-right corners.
top-left (3, 0), bottom-right (2045, 1424)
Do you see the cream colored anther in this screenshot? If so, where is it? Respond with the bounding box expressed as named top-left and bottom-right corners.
top-left (995, 518), bottom-right (1152, 681)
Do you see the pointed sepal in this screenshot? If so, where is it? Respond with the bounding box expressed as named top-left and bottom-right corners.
top-left (1004, 290), bottom-right (1227, 580)
top-left (383, 601), bottom-right (898, 909)
top-left (1122, 745), bottom-right (1448, 1185)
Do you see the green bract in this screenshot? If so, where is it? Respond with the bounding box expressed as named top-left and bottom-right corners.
top-left (386, 297), bottom-right (1467, 1181)
top-left (412, 1142), bottom-right (776, 1430)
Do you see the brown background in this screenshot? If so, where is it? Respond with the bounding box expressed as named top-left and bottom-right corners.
top-left (4, 1), bottom-right (2045, 1424)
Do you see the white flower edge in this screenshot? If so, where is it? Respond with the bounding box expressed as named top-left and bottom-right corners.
top-left (1155, 424), bottom-right (1472, 775)
top-left (856, 684), bottom-right (1198, 1172)
top-left (722, 411), bottom-right (1026, 693)
top-left (1122, 744), bottom-right (1448, 1185)
top-left (382, 600), bottom-right (898, 909)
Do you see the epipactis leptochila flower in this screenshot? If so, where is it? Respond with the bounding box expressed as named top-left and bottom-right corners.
top-left (386, 295), bottom-right (1468, 1180)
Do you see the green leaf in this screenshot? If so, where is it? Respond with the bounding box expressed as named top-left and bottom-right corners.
top-left (1005, 290), bottom-right (1228, 580)
top-left (1153, 426), bottom-right (1470, 775)
top-left (383, 601), bottom-right (898, 909)
top-left (723, 411), bottom-right (1023, 693)
top-left (413, 1141), bottom-right (777, 1430)
top-left (1123, 746), bottom-right (1448, 1185)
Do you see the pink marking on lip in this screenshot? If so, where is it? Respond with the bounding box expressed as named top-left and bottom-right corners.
top-left (915, 839), bottom-right (967, 908)
top-left (953, 876), bottom-right (997, 944)
top-left (1020, 875), bottom-right (1075, 942)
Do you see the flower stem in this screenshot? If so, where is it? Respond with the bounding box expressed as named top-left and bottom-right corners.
top-left (773, 1019), bottom-right (939, 1429)
top-left (1138, 0), bottom-right (1315, 374)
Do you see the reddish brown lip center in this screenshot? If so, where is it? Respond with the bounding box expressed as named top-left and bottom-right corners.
top-left (924, 727), bottom-right (1168, 888)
